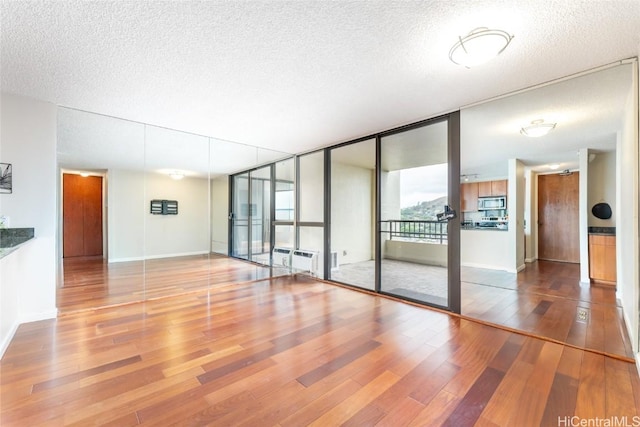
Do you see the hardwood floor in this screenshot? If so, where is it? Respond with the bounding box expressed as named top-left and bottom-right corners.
top-left (2, 275), bottom-right (639, 426)
top-left (462, 261), bottom-right (633, 360)
top-left (58, 256), bottom-right (634, 360)
top-left (58, 254), bottom-right (277, 312)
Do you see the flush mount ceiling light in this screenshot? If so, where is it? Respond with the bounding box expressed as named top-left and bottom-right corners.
top-left (548, 164), bottom-right (560, 170)
top-left (169, 171), bottom-right (184, 180)
top-left (449, 27), bottom-right (514, 67)
top-left (520, 119), bottom-right (557, 137)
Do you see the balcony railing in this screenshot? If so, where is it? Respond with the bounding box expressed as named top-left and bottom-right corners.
top-left (381, 220), bottom-right (448, 244)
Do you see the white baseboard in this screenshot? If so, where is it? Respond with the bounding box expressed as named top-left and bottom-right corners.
top-left (109, 251), bottom-right (209, 263)
top-left (461, 262), bottom-right (515, 273)
top-left (1, 309), bottom-right (57, 360)
top-left (0, 320), bottom-right (20, 360)
top-left (622, 309), bottom-right (639, 374)
top-left (525, 257), bottom-right (537, 263)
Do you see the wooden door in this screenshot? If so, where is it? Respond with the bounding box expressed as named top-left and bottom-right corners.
top-left (538, 172), bottom-right (579, 263)
top-left (63, 174), bottom-right (103, 257)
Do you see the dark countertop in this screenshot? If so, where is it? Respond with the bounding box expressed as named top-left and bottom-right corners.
top-left (462, 226), bottom-right (508, 232)
top-left (0, 228), bottom-right (35, 259)
top-left (588, 226), bottom-right (616, 235)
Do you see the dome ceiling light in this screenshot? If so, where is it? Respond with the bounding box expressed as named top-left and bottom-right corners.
top-left (520, 119), bottom-right (557, 137)
top-left (449, 27), bottom-right (514, 68)
top-left (169, 171), bottom-right (185, 180)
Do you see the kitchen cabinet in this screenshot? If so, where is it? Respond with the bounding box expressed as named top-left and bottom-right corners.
top-left (461, 182), bottom-right (478, 212)
top-left (477, 179), bottom-right (507, 197)
top-left (491, 179), bottom-right (507, 196)
top-left (477, 181), bottom-right (492, 197)
top-left (589, 234), bottom-right (616, 285)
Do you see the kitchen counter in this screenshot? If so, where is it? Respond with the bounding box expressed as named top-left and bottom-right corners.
top-left (462, 227), bottom-right (508, 231)
top-left (0, 228), bottom-right (35, 259)
top-left (588, 226), bottom-right (615, 235)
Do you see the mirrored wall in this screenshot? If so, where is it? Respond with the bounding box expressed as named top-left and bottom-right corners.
top-left (459, 62), bottom-right (636, 358)
top-left (56, 108), bottom-right (292, 312)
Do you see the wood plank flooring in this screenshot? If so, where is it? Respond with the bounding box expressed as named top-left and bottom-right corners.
top-left (3, 275), bottom-right (639, 426)
top-left (462, 261), bottom-right (633, 360)
top-left (58, 254), bottom-right (276, 312)
top-left (58, 256), bottom-right (634, 360)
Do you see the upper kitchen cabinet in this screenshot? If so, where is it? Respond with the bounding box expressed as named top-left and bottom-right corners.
top-left (478, 179), bottom-right (507, 197)
top-left (461, 182), bottom-right (478, 212)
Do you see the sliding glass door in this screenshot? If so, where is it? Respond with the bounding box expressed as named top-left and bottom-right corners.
top-left (328, 139), bottom-right (376, 290)
top-left (378, 116), bottom-right (460, 311)
top-left (231, 172), bottom-right (250, 260)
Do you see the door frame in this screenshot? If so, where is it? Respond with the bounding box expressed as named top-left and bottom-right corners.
top-left (228, 165), bottom-right (276, 263)
top-left (374, 112), bottom-right (461, 313)
top-left (59, 170), bottom-right (108, 261)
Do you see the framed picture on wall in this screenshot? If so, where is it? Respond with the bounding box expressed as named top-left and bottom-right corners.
top-left (0, 163), bottom-right (12, 194)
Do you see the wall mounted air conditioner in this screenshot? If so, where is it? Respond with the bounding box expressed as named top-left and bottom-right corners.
top-left (292, 249), bottom-right (318, 274)
top-left (272, 247), bottom-right (292, 267)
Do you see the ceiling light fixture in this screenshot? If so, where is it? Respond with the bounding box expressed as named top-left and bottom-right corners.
top-left (449, 27), bottom-right (514, 68)
top-left (169, 171), bottom-right (184, 180)
top-left (520, 119), bottom-right (556, 137)
top-left (548, 164), bottom-right (560, 170)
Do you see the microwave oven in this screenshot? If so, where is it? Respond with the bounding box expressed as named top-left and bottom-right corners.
top-left (478, 196), bottom-right (506, 211)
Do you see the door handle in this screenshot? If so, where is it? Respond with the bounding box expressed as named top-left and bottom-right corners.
top-left (437, 205), bottom-right (457, 222)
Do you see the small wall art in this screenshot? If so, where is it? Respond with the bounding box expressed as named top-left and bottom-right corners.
top-left (0, 163), bottom-right (12, 194)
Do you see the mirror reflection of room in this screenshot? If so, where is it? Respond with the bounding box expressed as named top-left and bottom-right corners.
top-left (459, 63), bottom-right (634, 358)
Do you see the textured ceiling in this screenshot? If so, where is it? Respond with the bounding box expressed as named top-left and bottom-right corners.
top-left (2, 0), bottom-right (639, 156)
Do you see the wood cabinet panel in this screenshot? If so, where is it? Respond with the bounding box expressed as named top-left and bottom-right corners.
top-left (461, 182), bottom-right (478, 212)
top-left (491, 179), bottom-right (507, 196)
top-left (478, 181), bottom-right (492, 197)
top-left (477, 180), bottom-right (508, 197)
top-left (589, 234), bottom-right (616, 285)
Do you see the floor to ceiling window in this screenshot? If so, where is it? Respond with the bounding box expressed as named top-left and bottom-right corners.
top-left (328, 138), bottom-right (376, 290)
top-left (228, 112), bottom-right (460, 312)
top-left (296, 151), bottom-right (325, 279)
top-left (378, 117), bottom-right (460, 311)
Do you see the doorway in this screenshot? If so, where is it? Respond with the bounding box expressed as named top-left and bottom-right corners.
top-left (229, 165), bottom-right (273, 265)
top-left (538, 171), bottom-right (580, 263)
top-left (378, 116), bottom-right (461, 312)
top-left (62, 173), bottom-right (103, 258)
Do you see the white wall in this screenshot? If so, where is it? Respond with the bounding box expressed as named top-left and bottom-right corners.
top-left (380, 170), bottom-right (401, 257)
top-left (384, 241), bottom-right (447, 267)
top-left (331, 162), bottom-right (373, 265)
top-left (299, 152), bottom-right (324, 222)
top-left (588, 150), bottom-right (617, 227)
top-left (579, 148), bottom-right (590, 283)
top-left (211, 175), bottom-right (229, 254)
top-left (461, 229), bottom-right (513, 271)
top-left (507, 159), bottom-right (526, 272)
top-left (524, 168), bottom-right (537, 262)
top-left (107, 169), bottom-right (145, 261)
top-left (617, 61), bottom-right (639, 355)
top-left (0, 93), bottom-right (58, 358)
top-left (107, 169), bottom-right (210, 261)
top-left (145, 173), bottom-right (209, 258)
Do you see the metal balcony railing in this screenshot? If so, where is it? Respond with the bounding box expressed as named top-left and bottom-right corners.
top-left (381, 220), bottom-right (448, 244)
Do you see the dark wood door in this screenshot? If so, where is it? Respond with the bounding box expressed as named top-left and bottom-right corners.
top-left (538, 172), bottom-right (579, 263)
top-left (63, 174), bottom-right (103, 257)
